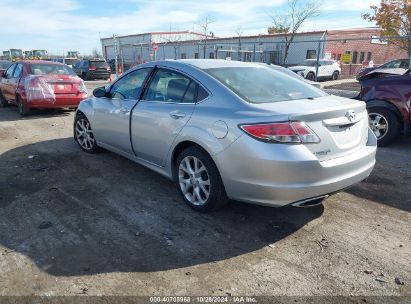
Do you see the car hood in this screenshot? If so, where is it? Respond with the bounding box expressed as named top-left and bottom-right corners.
top-left (289, 66), bottom-right (310, 71)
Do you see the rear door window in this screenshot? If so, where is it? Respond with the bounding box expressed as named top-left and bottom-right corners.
top-left (12, 64), bottom-right (23, 78)
top-left (144, 68), bottom-right (198, 103)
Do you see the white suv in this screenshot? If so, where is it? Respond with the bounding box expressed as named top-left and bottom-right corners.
top-left (289, 59), bottom-right (341, 81)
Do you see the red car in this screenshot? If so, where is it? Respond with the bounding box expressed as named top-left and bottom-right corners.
top-left (0, 60), bottom-right (88, 116)
top-left (358, 70), bottom-right (411, 146)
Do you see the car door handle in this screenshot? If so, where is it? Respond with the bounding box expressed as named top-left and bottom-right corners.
top-left (119, 107), bottom-right (130, 114)
top-left (169, 111), bottom-right (186, 119)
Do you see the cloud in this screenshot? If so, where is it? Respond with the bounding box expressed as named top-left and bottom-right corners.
top-left (0, 0), bottom-right (378, 54)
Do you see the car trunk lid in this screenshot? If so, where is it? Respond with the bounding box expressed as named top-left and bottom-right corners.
top-left (44, 75), bottom-right (85, 94)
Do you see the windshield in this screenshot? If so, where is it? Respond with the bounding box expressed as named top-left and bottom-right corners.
top-left (205, 66), bottom-right (326, 104)
top-left (0, 61), bottom-right (12, 69)
top-left (302, 60), bottom-right (317, 67)
top-left (29, 64), bottom-right (76, 76)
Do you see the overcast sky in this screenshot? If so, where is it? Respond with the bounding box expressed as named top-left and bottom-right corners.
top-left (0, 0), bottom-right (379, 56)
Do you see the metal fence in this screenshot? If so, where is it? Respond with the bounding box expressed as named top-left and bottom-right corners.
top-left (108, 35), bottom-right (411, 81)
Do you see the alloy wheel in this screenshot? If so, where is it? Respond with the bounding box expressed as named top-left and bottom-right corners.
top-left (75, 118), bottom-right (96, 150)
top-left (368, 112), bottom-right (388, 139)
top-left (178, 156), bottom-right (211, 206)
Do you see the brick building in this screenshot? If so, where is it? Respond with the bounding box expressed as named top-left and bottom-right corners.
top-left (325, 28), bottom-right (409, 76)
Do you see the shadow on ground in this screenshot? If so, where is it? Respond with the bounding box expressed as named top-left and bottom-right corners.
top-left (347, 137), bottom-right (411, 213)
top-left (0, 106), bottom-right (73, 122)
top-left (0, 138), bottom-right (324, 276)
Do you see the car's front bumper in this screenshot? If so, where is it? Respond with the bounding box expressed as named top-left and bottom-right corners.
top-left (214, 128), bottom-right (377, 207)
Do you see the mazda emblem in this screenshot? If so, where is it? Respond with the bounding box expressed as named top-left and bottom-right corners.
top-left (345, 110), bottom-right (356, 122)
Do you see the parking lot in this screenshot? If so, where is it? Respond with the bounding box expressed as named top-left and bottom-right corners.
top-left (0, 80), bottom-right (410, 297)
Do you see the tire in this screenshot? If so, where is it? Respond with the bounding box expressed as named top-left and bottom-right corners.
top-left (368, 107), bottom-right (400, 146)
top-left (81, 73), bottom-right (88, 81)
top-left (306, 72), bottom-right (315, 81)
top-left (0, 91), bottom-right (8, 108)
top-left (174, 146), bottom-right (228, 212)
top-left (74, 113), bottom-right (101, 153)
top-left (332, 71), bottom-right (339, 80)
top-left (17, 95), bottom-right (30, 116)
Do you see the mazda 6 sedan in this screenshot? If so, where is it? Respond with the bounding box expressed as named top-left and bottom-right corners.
top-left (74, 60), bottom-right (377, 212)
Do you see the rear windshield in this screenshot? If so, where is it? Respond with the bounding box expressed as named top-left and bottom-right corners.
top-left (205, 66), bottom-right (326, 104)
top-left (0, 61), bottom-right (12, 69)
top-left (90, 61), bottom-right (109, 68)
top-left (29, 64), bottom-right (76, 76)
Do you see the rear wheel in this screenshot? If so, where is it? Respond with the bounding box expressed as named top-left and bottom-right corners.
top-left (0, 91), bottom-right (8, 107)
top-left (306, 72), bottom-right (315, 81)
top-left (368, 107), bottom-right (400, 146)
top-left (332, 71), bottom-right (339, 80)
top-left (81, 73), bottom-right (88, 80)
top-left (174, 146), bottom-right (228, 212)
top-left (17, 96), bottom-right (30, 116)
top-left (74, 113), bottom-right (100, 153)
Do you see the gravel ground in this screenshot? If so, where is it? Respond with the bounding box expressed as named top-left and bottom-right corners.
top-left (0, 84), bottom-right (410, 299)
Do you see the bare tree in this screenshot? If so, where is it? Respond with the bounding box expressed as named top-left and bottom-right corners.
top-left (268, 0), bottom-right (321, 65)
top-left (91, 48), bottom-right (102, 58)
top-left (235, 26), bottom-right (244, 61)
top-left (196, 14), bottom-right (215, 59)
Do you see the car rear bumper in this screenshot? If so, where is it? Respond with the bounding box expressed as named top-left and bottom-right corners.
top-left (214, 128), bottom-right (377, 207)
top-left (88, 71), bottom-right (110, 79)
top-left (25, 94), bottom-right (88, 108)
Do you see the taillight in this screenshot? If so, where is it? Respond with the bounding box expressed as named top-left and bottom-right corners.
top-left (89, 66), bottom-right (96, 71)
top-left (240, 122), bottom-right (320, 143)
top-left (76, 80), bottom-right (88, 94)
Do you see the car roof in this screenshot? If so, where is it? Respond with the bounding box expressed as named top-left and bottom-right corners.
top-left (169, 59), bottom-right (268, 70)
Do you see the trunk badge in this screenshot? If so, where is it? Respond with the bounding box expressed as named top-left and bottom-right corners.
top-left (345, 110), bottom-right (356, 122)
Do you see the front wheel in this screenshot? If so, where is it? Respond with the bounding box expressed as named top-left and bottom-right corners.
top-left (306, 72), bottom-right (315, 81)
top-left (74, 113), bottom-right (101, 153)
top-left (368, 107), bottom-right (400, 146)
top-left (332, 71), bottom-right (339, 80)
top-left (174, 147), bottom-right (228, 212)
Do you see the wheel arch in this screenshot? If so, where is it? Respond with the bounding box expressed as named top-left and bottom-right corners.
top-left (171, 140), bottom-right (212, 172)
top-left (366, 99), bottom-right (403, 124)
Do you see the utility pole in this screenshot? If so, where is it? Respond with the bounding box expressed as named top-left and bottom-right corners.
top-left (113, 34), bottom-right (119, 77)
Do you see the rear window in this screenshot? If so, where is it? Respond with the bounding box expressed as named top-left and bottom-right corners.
top-left (205, 66), bottom-right (326, 104)
top-left (65, 59), bottom-right (79, 66)
top-left (90, 61), bottom-right (109, 68)
top-left (29, 64), bottom-right (76, 76)
top-left (0, 61), bottom-right (12, 70)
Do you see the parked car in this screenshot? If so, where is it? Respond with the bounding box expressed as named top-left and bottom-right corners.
top-left (73, 59), bottom-right (111, 80)
top-left (0, 60), bottom-right (88, 116)
top-left (268, 64), bottom-right (321, 88)
top-left (357, 58), bottom-right (409, 81)
top-left (52, 58), bottom-right (80, 68)
top-left (289, 59), bottom-right (341, 81)
top-left (74, 60), bottom-right (376, 212)
top-left (0, 60), bottom-right (12, 74)
top-left (357, 69), bottom-right (411, 146)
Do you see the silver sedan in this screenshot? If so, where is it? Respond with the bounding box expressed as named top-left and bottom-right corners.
top-left (74, 60), bottom-right (377, 212)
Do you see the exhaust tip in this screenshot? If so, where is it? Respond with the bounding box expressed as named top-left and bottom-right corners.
top-left (291, 195), bottom-right (329, 208)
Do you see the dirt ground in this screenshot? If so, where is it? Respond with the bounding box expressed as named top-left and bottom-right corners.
top-left (0, 84), bottom-right (410, 299)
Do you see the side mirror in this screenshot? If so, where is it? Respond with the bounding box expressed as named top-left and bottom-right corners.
top-left (0, 70), bottom-right (5, 78)
top-left (93, 86), bottom-right (109, 98)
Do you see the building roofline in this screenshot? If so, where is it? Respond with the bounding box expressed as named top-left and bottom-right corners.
top-left (101, 30), bottom-right (211, 41)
